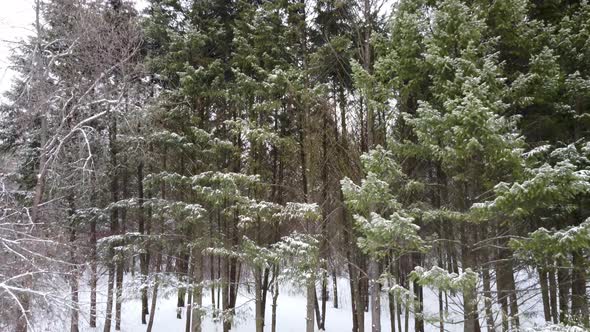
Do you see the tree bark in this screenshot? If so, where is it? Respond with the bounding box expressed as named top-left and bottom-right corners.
top-left (539, 267), bottom-right (551, 322)
top-left (461, 223), bottom-right (480, 332)
top-left (255, 267), bottom-right (264, 332)
top-left (306, 276), bottom-right (316, 332)
top-left (557, 266), bottom-right (570, 323)
top-left (332, 270), bottom-right (339, 309)
top-left (138, 157), bottom-right (149, 324)
top-left (271, 264), bottom-right (280, 332)
top-left (369, 258), bottom-right (381, 332)
top-left (483, 265), bottom-right (495, 332)
top-left (571, 251), bottom-right (589, 326)
top-left (68, 195), bottom-right (79, 332)
top-left (146, 254), bottom-right (161, 332)
top-left (191, 251), bottom-right (203, 332)
top-left (548, 266), bottom-right (558, 324)
top-left (90, 211), bottom-right (98, 328)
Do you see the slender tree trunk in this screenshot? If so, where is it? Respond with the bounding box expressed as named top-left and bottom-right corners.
top-left (104, 109), bottom-right (119, 332)
top-left (211, 254), bottom-right (216, 316)
top-left (68, 196), bottom-right (79, 332)
top-left (548, 266), bottom-right (558, 324)
top-left (343, 202), bottom-right (360, 331)
top-left (115, 260), bottom-right (123, 331)
top-left (389, 288), bottom-right (396, 332)
top-left (222, 242), bottom-right (230, 332)
top-left (146, 254), bottom-right (161, 332)
top-left (558, 266), bottom-right (570, 323)
top-left (483, 266), bottom-right (495, 332)
top-left (404, 292), bottom-right (409, 332)
top-left (261, 267), bottom-right (270, 328)
top-left (306, 276), bottom-right (316, 332)
top-left (507, 260), bottom-right (519, 330)
top-left (413, 254), bottom-right (424, 332)
top-left (461, 223), bottom-right (480, 332)
top-left (185, 281), bottom-right (193, 332)
top-left (332, 270), bottom-right (339, 309)
top-left (137, 157), bottom-right (149, 324)
top-left (191, 251), bottom-right (203, 332)
top-left (438, 290), bottom-right (444, 332)
top-left (185, 251), bottom-right (193, 332)
top-left (103, 260), bottom-right (115, 332)
top-left (369, 258), bottom-right (381, 332)
top-left (255, 266), bottom-right (264, 332)
top-left (539, 267), bottom-right (551, 322)
top-left (90, 214), bottom-right (98, 328)
top-left (271, 264), bottom-right (280, 332)
top-left (571, 251), bottom-right (589, 326)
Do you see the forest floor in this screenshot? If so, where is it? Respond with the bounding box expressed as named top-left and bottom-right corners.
top-left (33, 268), bottom-right (551, 332)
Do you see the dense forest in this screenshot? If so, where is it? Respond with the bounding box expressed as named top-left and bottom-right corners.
top-left (1, 0), bottom-right (589, 331)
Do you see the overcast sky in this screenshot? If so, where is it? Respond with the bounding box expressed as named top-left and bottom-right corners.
top-left (0, 0), bottom-right (35, 94)
top-left (0, 0), bottom-right (149, 96)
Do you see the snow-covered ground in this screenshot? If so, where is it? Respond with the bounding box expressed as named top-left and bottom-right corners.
top-left (32, 267), bottom-right (554, 332)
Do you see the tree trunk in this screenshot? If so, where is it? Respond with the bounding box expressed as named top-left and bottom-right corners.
top-left (548, 266), bottom-right (558, 324)
top-left (211, 254), bottom-right (216, 317)
top-left (255, 267), bottom-right (264, 332)
top-left (369, 258), bottom-right (381, 332)
top-left (557, 266), bottom-right (570, 323)
top-left (271, 264), bottom-right (280, 332)
top-left (483, 266), bottom-right (495, 332)
top-left (90, 214), bottom-right (98, 328)
top-left (332, 270), bottom-right (339, 309)
top-left (571, 251), bottom-right (589, 326)
top-left (222, 251), bottom-right (230, 332)
top-left (306, 277), bottom-right (316, 332)
top-left (539, 267), bottom-right (551, 322)
top-left (191, 251), bottom-right (203, 332)
top-left (413, 253), bottom-right (424, 332)
top-left (68, 195), bottom-right (79, 332)
top-left (138, 158), bottom-right (149, 324)
top-left (104, 108), bottom-right (119, 332)
top-left (146, 254), bottom-right (161, 332)
top-left (185, 281), bottom-right (193, 332)
top-left (103, 261), bottom-right (115, 332)
top-left (389, 287), bottom-right (396, 332)
top-left (461, 223), bottom-right (480, 332)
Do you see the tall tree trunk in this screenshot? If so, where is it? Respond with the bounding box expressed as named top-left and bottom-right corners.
top-left (104, 109), bottom-right (119, 332)
top-left (539, 267), bottom-right (551, 322)
top-left (483, 266), bottom-right (495, 332)
top-left (507, 260), bottom-right (519, 330)
top-left (548, 265), bottom-right (558, 324)
top-left (222, 237), bottom-right (230, 332)
top-left (557, 266), bottom-right (570, 323)
top-left (271, 264), bottom-right (280, 332)
top-left (185, 251), bottom-right (193, 332)
top-left (68, 195), bottom-right (79, 332)
top-left (413, 254), bottom-right (424, 332)
top-left (389, 287), bottom-right (396, 332)
top-left (211, 253), bottom-right (216, 317)
top-left (137, 156), bottom-right (149, 324)
top-left (146, 254), bottom-right (161, 332)
top-left (369, 258), bottom-right (381, 332)
top-left (306, 276), bottom-right (316, 332)
top-left (461, 223), bottom-right (480, 332)
top-left (571, 251), bottom-right (589, 326)
top-left (90, 210), bottom-right (98, 328)
top-left (255, 266), bottom-right (264, 332)
top-left (103, 260), bottom-right (115, 332)
top-left (191, 250), bottom-right (203, 332)
top-left (332, 270), bottom-right (339, 309)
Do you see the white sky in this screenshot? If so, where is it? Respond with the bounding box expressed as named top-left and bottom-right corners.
top-left (0, 0), bottom-right (148, 96)
top-left (0, 0), bottom-right (35, 94)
